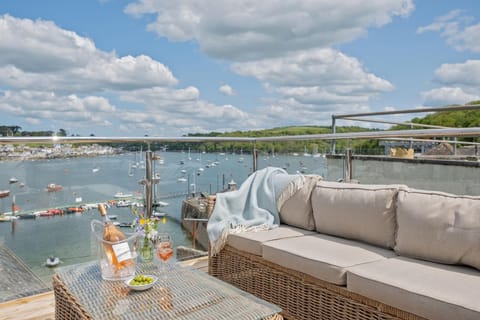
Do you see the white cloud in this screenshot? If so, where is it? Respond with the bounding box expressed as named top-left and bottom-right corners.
top-left (0, 90), bottom-right (116, 126)
top-left (232, 48), bottom-right (393, 119)
top-left (421, 87), bottom-right (479, 106)
top-left (417, 10), bottom-right (480, 53)
top-left (125, 0), bottom-right (413, 61)
top-left (0, 15), bottom-right (178, 93)
top-left (434, 60), bottom-right (480, 88)
top-left (219, 84), bottom-right (236, 96)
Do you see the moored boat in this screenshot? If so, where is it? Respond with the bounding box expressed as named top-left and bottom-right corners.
top-left (114, 192), bottom-right (132, 199)
top-left (0, 190), bottom-right (10, 198)
top-left (46, 183), bottom-right (62, 192)
top-left (45, 256), bottom-right (61, 267)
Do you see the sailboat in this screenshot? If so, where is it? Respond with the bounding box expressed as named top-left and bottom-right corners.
top-left (237, 149), bottom-right (244, 163)
top-left (128, 162), bottom-right (134, 177)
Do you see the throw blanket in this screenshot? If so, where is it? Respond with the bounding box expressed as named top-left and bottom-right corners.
top-left (207, 167), bottom-right (296, 255)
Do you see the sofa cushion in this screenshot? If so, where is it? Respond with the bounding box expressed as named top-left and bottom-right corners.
top-left (262, 234), bottom-right (396, 285)
top-left (395, 188), bottom-right (480, 270)
top-left (276, 175), bottom-right (322, 230)
top-left (226, 225), bottom-right (315, 256)
top-left (347, 256), bottom-right (480, 320)
top-left (312, 181), bottom-right (404, 248)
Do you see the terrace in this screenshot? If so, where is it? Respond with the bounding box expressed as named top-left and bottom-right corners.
top-left (1, 105), bottom-right (480, 319)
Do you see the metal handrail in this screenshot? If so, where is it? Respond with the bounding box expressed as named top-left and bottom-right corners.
top-left (1, 127), bottom-right (480, 145)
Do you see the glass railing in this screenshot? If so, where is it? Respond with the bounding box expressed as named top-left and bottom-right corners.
top-left (0, 128), bottom-right (479, 299)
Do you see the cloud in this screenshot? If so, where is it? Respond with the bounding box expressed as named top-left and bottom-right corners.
top-left (219, 84), bottom-right (236, 96)
top-left (232, 48), bottom-right (393, 119)
top-left (421, 87), bottom-right (480, 106)
top-left (0, 90), bottom-right (116, 126)
top-left (417, 10), bottom-right (480, 53)
top-left (0, 14), bottom-right (178, 93)
top-left (434, 60), bottom-right (480, 88)
top-left (125, 0), bottom-right (413, 61)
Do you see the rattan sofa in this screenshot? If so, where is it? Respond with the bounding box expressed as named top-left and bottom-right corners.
top-left (208, 179), bottom-right (480, 320)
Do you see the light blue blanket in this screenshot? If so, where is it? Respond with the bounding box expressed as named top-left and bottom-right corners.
top-left (207, 167), bottom-right (295, 255)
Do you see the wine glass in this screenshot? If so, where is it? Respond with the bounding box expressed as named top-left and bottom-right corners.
top-left (155, 233), bottom-right (173, 279)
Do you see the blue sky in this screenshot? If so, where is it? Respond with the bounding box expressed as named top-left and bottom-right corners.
top-left (0, 0), bottom-right (479, 136)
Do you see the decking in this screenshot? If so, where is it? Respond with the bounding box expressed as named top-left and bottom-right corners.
top-left (0, 256), bottom-right (208, 320)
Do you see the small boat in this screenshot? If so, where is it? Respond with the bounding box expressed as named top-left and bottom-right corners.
top-left (47, 183), bottom-right (62, 192)
top-left (114, 192), bottom-right (133, 199)
top-left (67, 207), bottom-right (84, 213)
top-left (153, 211), bottom-right (168, 217)
top-left (118, 222), bottom-right (132, 228)
top-left (0, 215), bottom-right (17, 222)
top-left (156, 201), bottom-right (169, 207)
top-left (16, 212), bottom-right (37, 219)
top-left (92, 166), bottom-right (100, 173)
top-left (0, 190), bottom-right (10, 198)
top-left (9, 177), bottom-right (18, 184)
top-left (116, 200), bottom-right (131, 207)
top-left (39, 211), bottom-right (54, 217)
top-left (177, 177), bottom-right (187, 182)
top-left (45, 256), bottom-right (61, 267)
top-left (107, 215), bottom-right (118, 220)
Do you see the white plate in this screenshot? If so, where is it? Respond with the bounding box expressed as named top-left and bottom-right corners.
top-left (125, 275), bottom-right (158, 291)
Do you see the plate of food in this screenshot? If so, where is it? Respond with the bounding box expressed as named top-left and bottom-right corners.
top-left (125, 274), bottom-right (158, 291)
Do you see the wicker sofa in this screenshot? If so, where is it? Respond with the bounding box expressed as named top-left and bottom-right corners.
top-left (208, 179), bottom-right (480, 320)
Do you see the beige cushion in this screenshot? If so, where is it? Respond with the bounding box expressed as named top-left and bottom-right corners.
top-left (226, 225), bottom-right (315, 256)
top-left (312, 181), bottom-right (404, 248)
top-left (277, 175), bottom-right (323, 230)
top-left (262, 234), bottom-right (396, 285)
top-left (395, 189), bottom-right (480, 270)
top-left (347, 257), bottom-right (480, 320)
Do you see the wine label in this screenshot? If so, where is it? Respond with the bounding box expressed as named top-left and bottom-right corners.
top-left (112, 242), bottom-right (132, 262)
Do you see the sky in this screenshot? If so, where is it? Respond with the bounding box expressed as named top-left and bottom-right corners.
top-left (0, 0), bottom-right (479, 137)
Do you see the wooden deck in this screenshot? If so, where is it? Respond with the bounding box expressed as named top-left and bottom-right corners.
top-left (0, 257), bottom-right (208, 320)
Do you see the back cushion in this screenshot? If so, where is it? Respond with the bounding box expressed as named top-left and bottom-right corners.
top-left (312, 181), bottom-right (402, 249)
top-left (395, 189), bottom-right (480, 270)
top-left (277, 175), bottom-right (322, 230)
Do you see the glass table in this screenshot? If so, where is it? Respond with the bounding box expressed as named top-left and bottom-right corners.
top-left (53, 260), bottom-right (282, 319)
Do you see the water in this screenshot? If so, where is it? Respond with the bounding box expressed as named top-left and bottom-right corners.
top-left (0, 151), bottom-right (328, 283)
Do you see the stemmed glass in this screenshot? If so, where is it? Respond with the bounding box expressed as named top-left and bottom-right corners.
top-left (155, 233), bottom-right (173, 281)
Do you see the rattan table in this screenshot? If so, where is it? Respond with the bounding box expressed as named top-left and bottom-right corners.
top-left (53, 260), bottom-right (282, 319)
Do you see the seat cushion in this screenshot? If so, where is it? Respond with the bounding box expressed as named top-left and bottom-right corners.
top-left (347, 256), bottom-right (480, 320)
top-left (226, 225), bottom-right (315, 256)
top-left (395, 188), bottom-right (480, 270)
top-left (276, 175), bottom-right (323, 230)
top-left (262, 234), bottom-right (396, 285)
top-left (312, 181), bottom-right (404, 248)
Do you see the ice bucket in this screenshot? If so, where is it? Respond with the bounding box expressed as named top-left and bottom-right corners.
top-left (91, 219), bottom-right (140, 280)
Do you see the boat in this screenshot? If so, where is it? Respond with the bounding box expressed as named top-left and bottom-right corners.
top-left (107, 215), bottom-right (118, 220)
top-left (46, 183), bottom-right (62, 192)
top-left (45, 256), bottom-right (61, 268)
top-left (114, 192), bottom-right (133, 199)
top-left (116, 200), bottom-right (131, 207)
top-left (153, 211), bottom-right (167, 217)
top-left (0, 215), bottom-right (18, 222)
top-left (9, 177), bottom-right (18, 184)
top-left (177, 177), bottom-right (187, 182)
top-left (0, 190), bottom-right (10, 198)
top-left (92, 166), bottom-right (100, 173)
top-left (16, 212), bottom-right (37, 219)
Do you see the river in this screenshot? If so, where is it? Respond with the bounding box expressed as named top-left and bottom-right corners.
top-left (0, 151), bottom-right (328, 283)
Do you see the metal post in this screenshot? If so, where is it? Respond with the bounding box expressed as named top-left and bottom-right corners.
top-left (252, 142), bottom-right (258, 172)
top-left (345, 148), bottom-right (353, 182)
top-left (331, 115), bottom-right (336, 155)
top-left (145, 150), bottom-right (153, 219)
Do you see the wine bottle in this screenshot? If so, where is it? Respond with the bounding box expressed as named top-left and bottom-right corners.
top-left (98, 204), bottom-right (134, 271)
